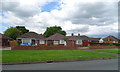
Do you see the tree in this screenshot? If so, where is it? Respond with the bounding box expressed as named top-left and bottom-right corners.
top-left (16, 26), bottom-right (29, 34)
top-left (43, 26), bottom-right (66, 37)
top-left (4, 27), bottom-right (21, 39)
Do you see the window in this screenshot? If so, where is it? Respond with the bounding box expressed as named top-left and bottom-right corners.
top-left (23, 39), bottom-right (30, 44)
top-left (54, 41), bottom-right (59, 45)
top-left (76, 40), bottom-right (82, 45)
top-left (60, 40), bottom-right (65, 44)
top-left (40, 40), bottom-right (45, 44)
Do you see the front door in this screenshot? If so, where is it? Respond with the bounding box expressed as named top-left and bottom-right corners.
top-left (31, 39), bottom-right (35, 44)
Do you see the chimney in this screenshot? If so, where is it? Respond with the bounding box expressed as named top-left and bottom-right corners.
top-left (71, 33), bottom-right (74, 36)
top-left (78, 33), bottom-right (80, 36)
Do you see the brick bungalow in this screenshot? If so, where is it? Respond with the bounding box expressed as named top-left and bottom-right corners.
top-left (45, 33), bottom-right (90, 46)
top-left (17, 32), bottom-right (46, 45)
top-left (45, 33), bottom-right (67, 46)
top-left (102, 35), bottom-right (118, 43)
top-left (66, 33), bottom-right (90, 46)
top-left (89, 35), bottom-right (118, 43)
top-left (0, 33), bottom-right (14, 47)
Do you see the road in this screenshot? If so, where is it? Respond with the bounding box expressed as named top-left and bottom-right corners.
top-left (2, 59), bottom-right (119, 70)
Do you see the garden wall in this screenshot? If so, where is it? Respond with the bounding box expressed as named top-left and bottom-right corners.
top-left (89, 45), bottom-right (120, 49)
top-left (11, 46), bottom-right (77, 50)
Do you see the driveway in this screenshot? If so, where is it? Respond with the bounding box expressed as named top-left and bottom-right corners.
top-left (3, 59), bottom-right (118, 70)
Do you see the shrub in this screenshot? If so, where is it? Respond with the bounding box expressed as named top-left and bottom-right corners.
top-left (90, 42), bottom-right (120, 46)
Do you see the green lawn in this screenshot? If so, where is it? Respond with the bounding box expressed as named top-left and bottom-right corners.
top-left (94, 48), bottom-right (120, 54)
top-left (2, 50), bottom-right (117, 63)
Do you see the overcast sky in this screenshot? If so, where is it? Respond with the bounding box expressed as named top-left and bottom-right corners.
top-left (0, 0), bottom-right (119, 38)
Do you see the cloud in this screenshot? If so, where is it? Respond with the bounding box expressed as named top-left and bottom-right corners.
top-left (2, 2), bottom-right (39, 18)
top-left (1, 0), bottom-right (118, 38)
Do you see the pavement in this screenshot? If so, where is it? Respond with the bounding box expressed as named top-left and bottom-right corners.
top-left (2, 59), bottom-right (119, 70)
top-left (0, 47), bottom-right (11, 50)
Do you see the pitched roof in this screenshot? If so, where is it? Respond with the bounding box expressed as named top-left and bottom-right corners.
top-left (103, 35), bottom-right (118, 41)
top-left (89, 37), bottom-right (101, 41)
top-left (0, 33), bottom-right (13, 40)
top-left (46, 33), bottom-right (66, 40)
top-left (67, 35), bottom-right (90, 40)
top-left (17, 32), bottom-right (45, 39)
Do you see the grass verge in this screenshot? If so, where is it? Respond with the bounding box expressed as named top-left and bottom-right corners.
top-left (2, 50), bottom-right (117, 64)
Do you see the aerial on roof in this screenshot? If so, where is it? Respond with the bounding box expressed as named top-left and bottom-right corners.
top-left (17, 32), bottom-right (45, 39)
top-left (46, 33), bottom-right (66, 40)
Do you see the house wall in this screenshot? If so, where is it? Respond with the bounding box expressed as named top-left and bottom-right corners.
top-left (66, 40), bottom-right (76, 46)
top-left (46, 40), bottom-right (65, 46)
top-left (66, 40), bottom-right (90, 47)
top-left (1, 39), bottom-right (13, 47)
top-left (17, 38), bottom-right (33, 44)
top-left (82, 41), bottom-right (90, 46)
top-left (17, 38), bottom-right (46, 45)
top-left (37, 40), bottom-right (46, 45)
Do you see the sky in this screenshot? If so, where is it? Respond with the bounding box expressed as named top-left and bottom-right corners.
top-left (0, 0), bottom-right (119, 38)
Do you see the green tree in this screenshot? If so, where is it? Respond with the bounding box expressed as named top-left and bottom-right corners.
top-left (43, 26), bottom-right (66, 37)
top-left (16, 26), bottom-right (29, 34)
top-left (4, 27), bottom-right (21, 39)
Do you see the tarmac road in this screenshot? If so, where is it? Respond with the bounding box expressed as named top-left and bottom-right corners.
top-left (2, 59), bottom-right (119, 70)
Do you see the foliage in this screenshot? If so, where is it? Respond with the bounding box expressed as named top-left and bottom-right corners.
top-left (16, 26), bottom-right (29, 34)
top-left (9, 41), bottom-right (19, 46)
top-left (90, 42), bottom-right (120, 46)
top-left (4, 27), bottom-right (21, 39)
top-left (43, 26), bottom-right (66, 37)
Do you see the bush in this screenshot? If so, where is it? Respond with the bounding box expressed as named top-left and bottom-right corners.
top-left (90, 42), bottom-right (120, 46)
top-left (9, 41), bottom-right (19, 47)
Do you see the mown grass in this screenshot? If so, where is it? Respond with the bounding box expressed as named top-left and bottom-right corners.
top-left (2, 50), bottom-right (117, 63)
top-left (94, 48), bottom-right (120, 54)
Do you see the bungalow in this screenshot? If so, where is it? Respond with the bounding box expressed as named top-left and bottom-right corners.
top-left (0, 33), bottom-right (14, 47)
top-left (89, 35), bottom-right (118, 43)
top-left (67, 33), bottom-right (90, 46)
top-left (17, 32), bottom-right (46, 45)
top-left (102, 35), bottom-right (118, 43)
top-left (45, 33), bottom-right (90, 46)
top-left (45, 33), bottom-right (67, 46)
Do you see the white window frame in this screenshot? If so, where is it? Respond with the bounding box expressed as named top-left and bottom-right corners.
top-left (40, 40), bottom-right (45, 44)
top-left (76, 40), bottom-right (82, 45)
top-left (54, 40), bottom-right (59, 45)
top-left (60, 40), bottom-right (65, 44)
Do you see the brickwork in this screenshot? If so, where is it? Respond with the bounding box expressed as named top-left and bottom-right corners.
top-left (11, 45), bottom-right (77, 50)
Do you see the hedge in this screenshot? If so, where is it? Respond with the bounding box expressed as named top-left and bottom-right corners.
top-left (90, 42), bottom-right (120, 46)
